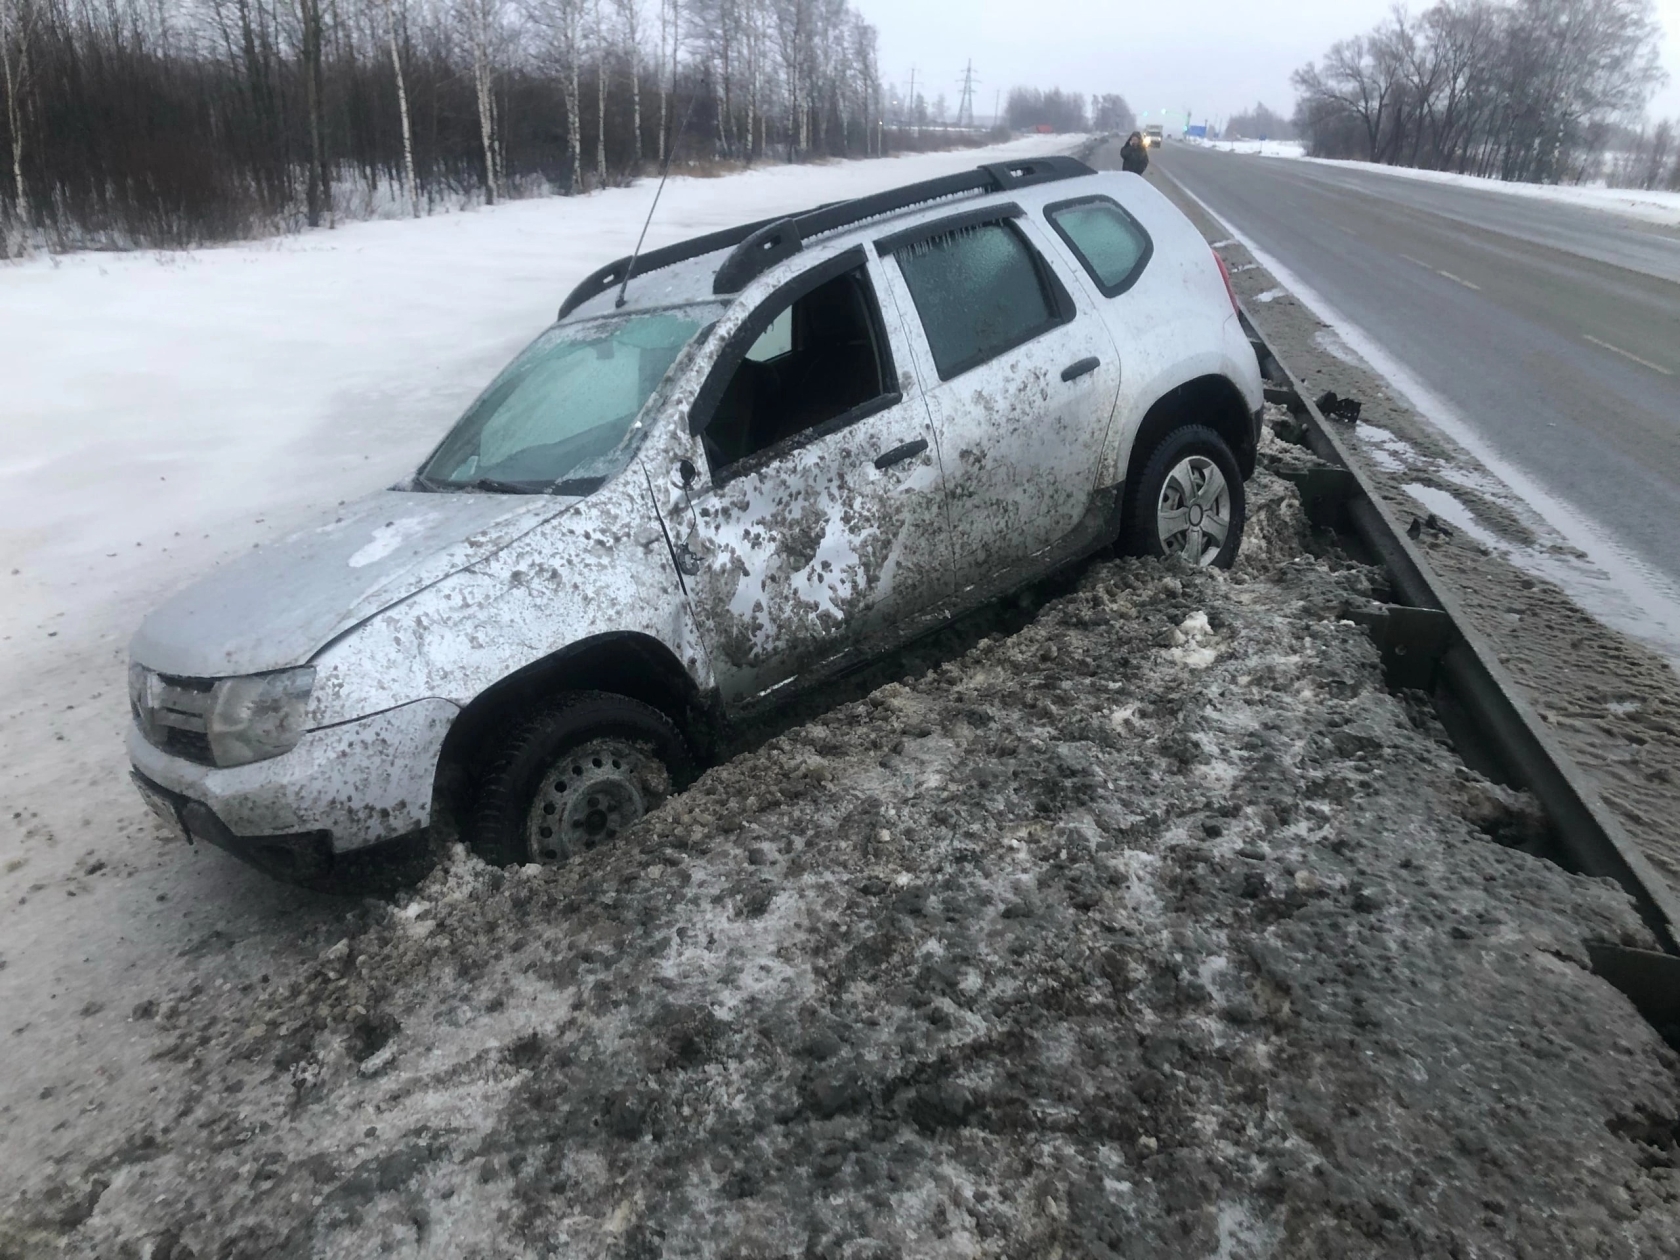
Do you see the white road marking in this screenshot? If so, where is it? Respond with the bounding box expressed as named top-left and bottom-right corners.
top-left (1583, 334), bottom-right (1674, 376)
top-left (1401, 254), bottom-right (1480, 290)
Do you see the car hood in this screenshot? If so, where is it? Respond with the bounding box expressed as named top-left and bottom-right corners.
top-left (132, 490), bottom-right (575, 677)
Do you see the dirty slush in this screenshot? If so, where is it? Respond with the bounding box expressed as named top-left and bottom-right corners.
top-left (6, 449), bottom-right (1680, 1259)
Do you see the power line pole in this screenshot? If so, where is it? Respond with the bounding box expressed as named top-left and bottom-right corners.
top-left (908, 65), bottom-right (917, 138)
top-left (956, 59), bottom-right (976, 130)
top-left (993, 88), bottom-right (1002, 128)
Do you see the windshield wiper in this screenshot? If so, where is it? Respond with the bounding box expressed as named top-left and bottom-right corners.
top-left (553, 476), bottom-right (606, 496)
top-left (463, 477), bottom-right (549, 494)
top-left (409, 473), bottom-right (606, 496)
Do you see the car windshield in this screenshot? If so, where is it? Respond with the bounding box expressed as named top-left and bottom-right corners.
top-left (418, 304), bottom-right (721, 493)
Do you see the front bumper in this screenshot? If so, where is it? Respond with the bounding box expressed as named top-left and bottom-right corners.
top-left (133, 769), bottom-right (336, 882)
top-left (127, 697), bottom-right (459, 855)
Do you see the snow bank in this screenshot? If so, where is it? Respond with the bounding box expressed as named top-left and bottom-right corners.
top-left (1193, 138), bottom-right (1306, 158)
top-left (1303, 157), bottom-right (1680, 226)
top-left (1194, 138), bottom-right (1680, 227)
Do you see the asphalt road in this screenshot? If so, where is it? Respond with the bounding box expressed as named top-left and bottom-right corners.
top-left (1103, 140), bottom-right (1680, 595)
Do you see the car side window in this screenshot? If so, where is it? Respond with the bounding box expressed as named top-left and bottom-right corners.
top-left (701, 265), bottom-right (895, 476)
top-left (1045, 197), bottom-right (1153, 297)
top-left (890, 219), bottom-right (1066, 380)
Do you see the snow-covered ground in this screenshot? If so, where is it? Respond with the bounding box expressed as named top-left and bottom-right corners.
top-left (1193, 138), bottom-right (1680, 227)
top-left (1190, 138), bottom-right (1306, 159)
top-left (1301, 157), bottom-right (1680, 227)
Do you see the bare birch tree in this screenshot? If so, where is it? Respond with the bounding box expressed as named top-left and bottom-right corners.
top-left (655, 0), bottom-right (673, 161)
top-left (378, 0), bottom-right (418, 215)
top-left (592, 0), bottom-right (605, 183)
top-left (460, 0), bottom-right (502, 202)
top-left (612, 0), bottom-right (640, 166)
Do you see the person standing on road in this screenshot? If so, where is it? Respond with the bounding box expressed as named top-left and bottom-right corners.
top-left (1120, 131), bottom-right (1149, 175)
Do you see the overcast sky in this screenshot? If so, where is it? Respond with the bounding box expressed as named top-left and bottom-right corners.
top-left (855, 0), bottom-right (1680, 128)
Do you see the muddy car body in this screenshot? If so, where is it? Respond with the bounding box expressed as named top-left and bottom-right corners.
top-left (127, 155), bottom-right (1264, 881)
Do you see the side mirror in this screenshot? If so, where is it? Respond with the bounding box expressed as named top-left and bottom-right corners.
top-left (673, 458), bottom-right (697, 489)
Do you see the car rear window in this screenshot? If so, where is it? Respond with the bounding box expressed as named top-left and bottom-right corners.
top-left (892, 220), bottom-right (1062, 380)
top-left (1045, 197), bottom-right (1153, 296)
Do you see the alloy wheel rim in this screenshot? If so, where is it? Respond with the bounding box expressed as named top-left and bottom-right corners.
top-left (525, 738), bottom-right (654, 864)
top-left (1156, 455), bottom-right (1230, 567)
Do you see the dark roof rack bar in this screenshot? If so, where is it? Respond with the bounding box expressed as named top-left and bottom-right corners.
top-left (558, 155), bottom-right (1096, 315)
top-left (557, 215), bottom-right (783, 319)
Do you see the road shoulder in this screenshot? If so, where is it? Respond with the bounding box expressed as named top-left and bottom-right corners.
top-left (1143, 154), bottom-right (1680, 900)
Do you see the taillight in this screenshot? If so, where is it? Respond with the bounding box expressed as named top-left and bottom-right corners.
top-left (1213, 248), bottom-right (1241, 315)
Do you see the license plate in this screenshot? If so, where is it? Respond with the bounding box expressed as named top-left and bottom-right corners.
top-left (132, 774), bottom-right (188, 843)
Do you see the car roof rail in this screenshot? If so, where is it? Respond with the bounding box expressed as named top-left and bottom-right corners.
top-left (557, 216), bottom-right (783, 319)
top-left (557, 154), bottom-right (1095, 317)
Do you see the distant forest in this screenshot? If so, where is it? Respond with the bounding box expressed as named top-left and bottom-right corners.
top-left (0, 0), bottom-right (993, 252)
top-left (1291, 0), bottom-right (1679, 189)
top-left (1223, 102), bottom-right (1295, 141)
top-left (1005, 87), bottom-right (1134, 136)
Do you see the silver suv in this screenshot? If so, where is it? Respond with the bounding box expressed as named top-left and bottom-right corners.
top-left (128, 156), bottom-right (1264, 882)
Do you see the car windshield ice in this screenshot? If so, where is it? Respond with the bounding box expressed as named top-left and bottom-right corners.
top-left (418, 304), bottom-right (722, 493)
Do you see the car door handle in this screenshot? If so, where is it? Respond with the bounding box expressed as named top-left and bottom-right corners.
top-left (873, 438), bottom-right (929, 470)
top-left (1061, 356), bottom-right (1101, 382)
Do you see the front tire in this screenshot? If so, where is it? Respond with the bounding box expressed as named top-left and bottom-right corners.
top-left (1122, 425), bottom-right (1246, 568)
top-left (469, 691), bottom-right (691, 866)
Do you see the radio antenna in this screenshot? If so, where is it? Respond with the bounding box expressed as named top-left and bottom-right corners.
top-left (616, 91), bottom-right (701, 309)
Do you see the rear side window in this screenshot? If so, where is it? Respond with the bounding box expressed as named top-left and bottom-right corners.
top-left (892, 221), bottom-right (1064, 380)
top-left (1045, 197), bottom-right (1153, 297)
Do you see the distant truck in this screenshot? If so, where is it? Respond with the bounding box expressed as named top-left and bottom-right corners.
top-left (1143, 124), bottom-right (1164, 147)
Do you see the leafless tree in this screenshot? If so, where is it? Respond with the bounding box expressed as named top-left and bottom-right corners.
top-left (296, 0), bottom-right (331, 223)
top-left (612, 0), bottom-right (640, 166)
top-left (0, 0), bottom-right (35, 230)
top-left (457, 0), bottom-right (502, 202)
top-left (1293, 0), bottom-right (1666, 182)
top-left (377, 0), bottom-right (418, 214)
top-left (0, 0), bottom-right (887, 246)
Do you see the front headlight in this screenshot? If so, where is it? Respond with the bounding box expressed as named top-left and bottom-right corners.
top-left (207, 667), bottom-right (316, 767)
top-left (128, 659), bottom-right (156, 742)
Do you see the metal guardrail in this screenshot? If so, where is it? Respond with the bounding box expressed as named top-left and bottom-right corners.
top-left (1240, 309), bottom-right (1680, 1042)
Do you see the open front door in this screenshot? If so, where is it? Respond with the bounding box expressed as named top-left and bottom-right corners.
top-left (674, 249), bottom-right (953, 707)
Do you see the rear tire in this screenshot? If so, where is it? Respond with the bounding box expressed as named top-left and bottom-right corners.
top-left (1122, 425), bottom-right (1246, 568)
top-left (469, 691), bottom-right (691, 867)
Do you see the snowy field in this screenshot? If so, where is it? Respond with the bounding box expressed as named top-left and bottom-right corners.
top-left (1193, 137), bottom-right (1680, 227)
